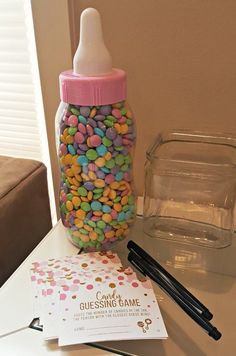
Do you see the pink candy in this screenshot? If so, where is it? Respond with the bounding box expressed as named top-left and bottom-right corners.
top-left (112, 108), bottom-right (122, 119)
top-left (111, 209), bottom-right (118, 219)
top-left (90, 135), bottom-right (102, 147)
top-left (60, 143), bottom-right (67, 155)
top-left (68, 115), bottom-right (78, 127)
top-left (74, 131), bottom-right (85, 144)
top-left (78, 123), bottom-right (87, 134)
top-left (105, 174), bottom-right (115, 184)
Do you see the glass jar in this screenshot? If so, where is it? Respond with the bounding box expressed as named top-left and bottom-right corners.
top-left (144, 130), bottom-right (236, 248)
top-left (56, 101), bottom-right (136, 252)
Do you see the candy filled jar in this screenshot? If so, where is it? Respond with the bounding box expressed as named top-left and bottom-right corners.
top-left (55, 8), bottom-right (136, 251)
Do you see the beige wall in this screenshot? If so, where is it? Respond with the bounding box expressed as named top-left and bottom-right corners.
top-left (31, 0), bottom-right (73, 214)
top-left (70, 0), bottom-right (236, 195)
top-left (32, 0), bottom-right (236, 202)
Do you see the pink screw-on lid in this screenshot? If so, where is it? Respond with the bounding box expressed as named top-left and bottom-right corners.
top-left (59, 68), bottom-right (126, 106)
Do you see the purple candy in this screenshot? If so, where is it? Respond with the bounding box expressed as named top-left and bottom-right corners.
top-left (82, 165), bottom-right (89, 174)
top-left (60, 123), bottom-right (67, 132)
top-left (108, 146), bottom-right (114, 152)
top-left (122, 147), bottom-right (129, 155)
top-left (96, 170), bottom-right (105, 179)
top-left (99, 105), bottom-right (112, 116)
top-left (113, 135), bottom-right (122, 146)
top-left (106, 128), bottom-right (117, 140)
top-left (80, 106), bottom-right (90, 117)
top-left (79, 144), bottom-right (88, 151)
top-left (73, 142), bottom-right (78, 150)
top-left (111, 166), bottom-right (119, 175)
top-left (86, 211), bottom-right (93, 219)
top-left (94, 115), bottom-right (105, 121)
top-left (84, 181), bottom-right (95, 191)
top-left (88, 118), bottom-right (97, 128)
top-left (97, 121), bottom-right (106, 131)
top-left (112, 151), bottom-right (118, 157)
top-left (77, 149), bottom-right (85, 155)
top-left (104, 226), bottom-right (112, 232)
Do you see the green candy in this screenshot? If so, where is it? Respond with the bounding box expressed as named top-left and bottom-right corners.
top-left (104, 120), bottom-right (113, 128)
top-left (126, 119), bottom-right (132, 126)
top-left (97, 220), bottom-right (106, 229)
top-left (70, 108), bottom-right (80, 115)
top-left (94, 227), bottom-right (103, 235)
top-left (77, 186), bottom-right (87, 197)
top-left (109, 220), bottom-right (118, 226)
top-left (79, 228), bottom-right (89, 235)
top-left (96, 242), bottom-right (102, 250)
top-left (86, 149), bottom-right (98, 160)
top-left (65, 179), bottom-right (71, 188)
top-left (121, 107), bottom-right (127, 115)
top-left (97, 234), bottom-right (105, 242)
top-left (121, 164), bottom-right (129, 172)
top-left (114, 196), bottom-right (121, 203)
top-left (128, 196), bottom-right (134, 205)
top-left (81, 202), bottom-right (91, 212)
top-left (66, 193), bottom-right (73, 201)
top-left (93, 193), bottom-right (102, 199)
top-left (115, 154), bottom-right (125, 166)
top-left (102, 137), bottom-right (112, 147)
top-left (114, 146), bottom-right (124, 151)
top-left (105, 159), bottom-right (115, 169)
top-left (93, 188), bottom-right (103, 194)
top-left (122, 204), bottom-right (130, 212)
top-left (87, 220), bottom-right (96, 228)
top-left (124, 155), bottom-right (132, 164)
top-left (72, 236), bottom-right (80, 244)
top-left (106, 115), bottom-right (116, 122)
top-left (68, 127), bottom-right (77, 135)
top-left (60, 203), bottom-right (68, 214)
top-left (88, 240), bottom-right (97, 247)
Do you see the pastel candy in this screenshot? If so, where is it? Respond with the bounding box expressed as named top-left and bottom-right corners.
top-left (59, 102), bottom-right (135, 252)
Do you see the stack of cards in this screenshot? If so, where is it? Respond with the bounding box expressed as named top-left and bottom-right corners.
top-left (30, 251), bottom-right (167, 346)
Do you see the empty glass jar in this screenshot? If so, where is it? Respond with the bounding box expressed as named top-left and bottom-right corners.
top-left (144, 130), bottom-right (236, 248)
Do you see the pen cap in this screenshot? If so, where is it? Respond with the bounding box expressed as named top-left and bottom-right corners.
top-left (59, 8), bottom-right (126, 106)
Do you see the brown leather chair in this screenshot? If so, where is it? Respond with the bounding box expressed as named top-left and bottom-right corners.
top-left (0, 156), bottom-right (52, 286)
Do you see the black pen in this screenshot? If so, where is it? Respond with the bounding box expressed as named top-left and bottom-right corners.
top-left (127, 251), bottom-right (221, 341)
top-left (127, 240), bottom-right (213, 320)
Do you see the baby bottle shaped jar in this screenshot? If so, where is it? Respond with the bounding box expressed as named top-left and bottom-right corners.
top-left (56, 9), bottom-right (136, 251)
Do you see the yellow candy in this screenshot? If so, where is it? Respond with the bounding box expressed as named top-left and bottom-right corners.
top-left (120, 124), bottom-right (128, 134)
top-left (88, 171), bottom-right (97, 180)
top-left (87, 137), bottom-right (93, 148)
top-left (113, 203), bottom-right (122, 212)
top-left (84, 224), bottom-right (93, 232)
top-left (80, 234), bottom-right (90, 242)
top-left (110, 181), bottom-right (120, 190)
top-left (72, 165), bottom-right (81, 174)
top-left (94, 179), bottom-right (105, 188)
top-left (72, 155), bottom-right (79, 165)
top-left (65, 201), bottom-right (73, 211)
top-left (106, 200), bottom-right (113, 206)
top-left (105, 230), bottom-right (115, 239)
top-left (122, 223), bottom-right (129, 230)
top-left (99, 196), bottom-right (109, 203)
top-left (119, 184), bottom-right (127, 191)
top-left (76, 209), bottom-right (86, 220)
top-left (72, 231), bottom-right (80, 237)
top-left (112, 102), bottom-right (122, 108)
top-left (95, 157), bottom-right (105, 167)
top-left (81, 196), bottom-right (89, 202)
top-left (103, 187), bottom-right (110, 197)
top-left (75, 174), bottom-right (82, 182)
top-left (72, 178), bottom-right (79, 187)
top-left (114, 123), bottom-right (121, 134)
top-left (65, 168), bottom-right (74, 177)
top-left (60, 134), bottom-right (66, 144)
top-left (124, 228), bottom-right (130, 236)
top-left (67, 177), bottom-right (74, 184)
top-left (87, 191), bottom-right (93, 201)
top-left (74, 219), bottom-right (83, 228)
top-left (72, 196), bottom-right (81, 207)
top-left (81, 173), bottom-right (89, 181)
top-left (126, 110), bottom-right (133, 119)
top-left (109, 189), bottom-right (116, 200)
top-left (90, 107), bottom-right (97, 118)
top-left (89, 231), bottom-right (98, 241)
top-left (63, 128), bottom-right (69, 136)
top-left (64, 154), bottom-right (73, 165)
top-left (71, 190), bottom-right (79, 196)
top-left (93, 211), bottom-right (103, 217)
top-left (102, 214), bottom-right (112, 223)
top-left (115, 229), bottom-right (124, 237)
top-left (121, 195), bottom-right (128, 205)
top-left (66, 135), bottom-right (74, 144)
top-left (104, 152), bottom-right (112, 160)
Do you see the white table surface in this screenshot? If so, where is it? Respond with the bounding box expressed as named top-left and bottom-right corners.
top-left (1, 218), bottom-right (236, 356)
